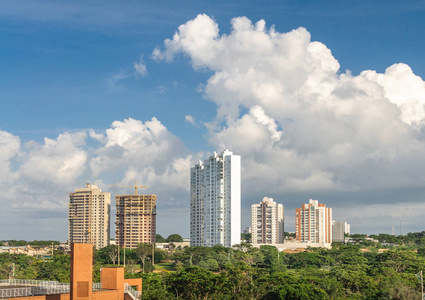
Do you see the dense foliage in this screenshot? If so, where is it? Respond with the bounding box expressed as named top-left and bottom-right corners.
top-left (2, 233), bottom-right (425, 299)
top-left (0, 252), bottom-right (70, 282)
top-left (133, 243), bottom-right (424, 299)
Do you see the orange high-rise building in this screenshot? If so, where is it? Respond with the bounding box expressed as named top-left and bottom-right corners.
top-left (115, 194), bottom-right (156, 249)
top-left (295, 199), bottom-right (332, 243)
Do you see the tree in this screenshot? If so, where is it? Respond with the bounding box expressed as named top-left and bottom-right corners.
top-left (153, 249), bottom-right (167, 264)
top-left (284, 232), bottom-right (296, 239)
top-left (166, 234), bottom-right (183, 242)
top-left (166, 266), bottom-right (222, 299)
top-left (135, 243), bottom-right (152, 273)
top-left (97, 245), bottom-right (118, 265)
top-left (241, 233), bottom-right (252, 243)
top-left (155, 234), bottom-right (166, 243)
top-left (264, 283), bottom-right (327, 300)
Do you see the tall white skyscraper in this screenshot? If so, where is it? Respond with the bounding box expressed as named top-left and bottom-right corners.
top-left (251, 197), bottom-right (284, 244)
top-left (69, 183), bottom-right (111, 249)
top-left (190, 150), bottom-right (241, 247)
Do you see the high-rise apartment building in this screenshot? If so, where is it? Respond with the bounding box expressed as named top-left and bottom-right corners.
top-left (68, 183), bottom-right (111, 249)
top-left (332, 221), bottom-right (350, 242)
top-left (295, 199), bottom-right (332, 243)
top-left (115, 194), bottom-right (156, 249)
top-left (251, 197), bottom-right (284, 244)
top-left (190, 150), bottom-right (241, 247)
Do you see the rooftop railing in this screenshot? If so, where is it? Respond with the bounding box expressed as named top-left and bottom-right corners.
top-left (124, 282), bottom-right (141, 300)
top-left (0, 279), bottom-right (102, 299)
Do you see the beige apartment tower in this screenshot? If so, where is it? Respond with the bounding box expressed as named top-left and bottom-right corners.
top-left (69, 183), bottom-right (111, 249)
top-left (295, 199), bottom-right (332, 243)
top-left (251, 197), bottom-right (284, 244)
top-left (115, 194), bottom-right (157, 249)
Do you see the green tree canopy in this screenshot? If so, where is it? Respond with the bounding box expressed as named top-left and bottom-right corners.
top-left (166, 234), bottom-right (183, 242)
top-left (155, 234), bottom-right (166, 243)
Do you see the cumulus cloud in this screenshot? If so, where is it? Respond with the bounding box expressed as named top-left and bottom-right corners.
top-left (360, 63), bottom-right (425, 126)
top-left (20, 132), bottom-right (88, 184)
top-left (90, 117), bottom-right (186, 176)
top-left (155, 14), bottom-right (425, 197)
top-left (0, 131), bottom-right (89, 217)
top-left (0, 117), bottom-right (193, 212)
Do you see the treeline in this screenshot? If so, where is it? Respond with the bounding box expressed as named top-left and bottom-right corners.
top-left (130, 243), bottom-right (425, 299)
top-left (2, 232), bottom-right (425, 299)
top-left (0, 240), bottom-right (61, 247)
top-left (357, 232), bottom-right (425, 247)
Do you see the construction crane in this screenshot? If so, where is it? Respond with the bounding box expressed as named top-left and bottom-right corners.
top-left (109, 180), bottom-right (147, 194)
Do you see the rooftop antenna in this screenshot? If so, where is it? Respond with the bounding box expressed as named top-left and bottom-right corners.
top-left (392, 225), bottom-right (394, 236)
top-left (400, 220), bottom-right (402, 236)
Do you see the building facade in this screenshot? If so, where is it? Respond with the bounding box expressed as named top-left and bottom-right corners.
top-left (68, 183), bottom-right (111, 249)
top-left (332, 221), bottom-right (350, 242)
top-left (115, 194), bottom-right (156, 249)
top-left (295, 199), bottom-right (332, 243)
top-left (190, 149), bottom-right (241, 247)
top-left (251, 197), bottom-right (284, 244)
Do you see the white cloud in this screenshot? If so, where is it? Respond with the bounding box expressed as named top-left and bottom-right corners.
top-left (360, 63), bottom-right (425, 126)
top-left (0, 131), bottom-right (88, 217)
top-left (155, 14), bottom-right (425, 195)
top-left (0, 117), bottom-right (194, 212)
top-left (20, 132), bottom-right (88, 184)
top-left (185, 115), bottom-right (196, 126)
top-left (134, 55), bottom-right (147, 76)
top-left (90, 117), bottom-right (186, 177)
top-left (156, 85), bottom-right (168, 94)
top-left (0, 131), bottom-right (20, 182)
top-left (108, 71), bottom-right (132, 89)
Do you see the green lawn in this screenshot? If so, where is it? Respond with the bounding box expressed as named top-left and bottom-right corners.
top-left (154, 262), bottom-right (176, 272)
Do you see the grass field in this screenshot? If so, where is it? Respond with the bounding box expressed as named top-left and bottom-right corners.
top-left (154, 262), bottom-right (176, 272)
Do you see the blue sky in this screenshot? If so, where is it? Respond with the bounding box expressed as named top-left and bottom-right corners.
top-left (1, 0), bottom-right (425, 241)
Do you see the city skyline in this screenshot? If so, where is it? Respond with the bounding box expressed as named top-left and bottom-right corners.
top-left (1, 1), bottom-right (425, 240)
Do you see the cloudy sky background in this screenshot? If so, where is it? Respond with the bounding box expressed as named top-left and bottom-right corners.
top-left (1, 0), bottom-right (425, 240)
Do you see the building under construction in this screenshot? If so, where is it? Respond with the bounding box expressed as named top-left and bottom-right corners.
top-left (115, 194), bottom-right (157, 249)
top-left (68, 183), bottom-right (111, 249)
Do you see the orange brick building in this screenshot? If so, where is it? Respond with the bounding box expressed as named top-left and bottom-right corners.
top-left (6, 243), bottom-right (141, 300)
